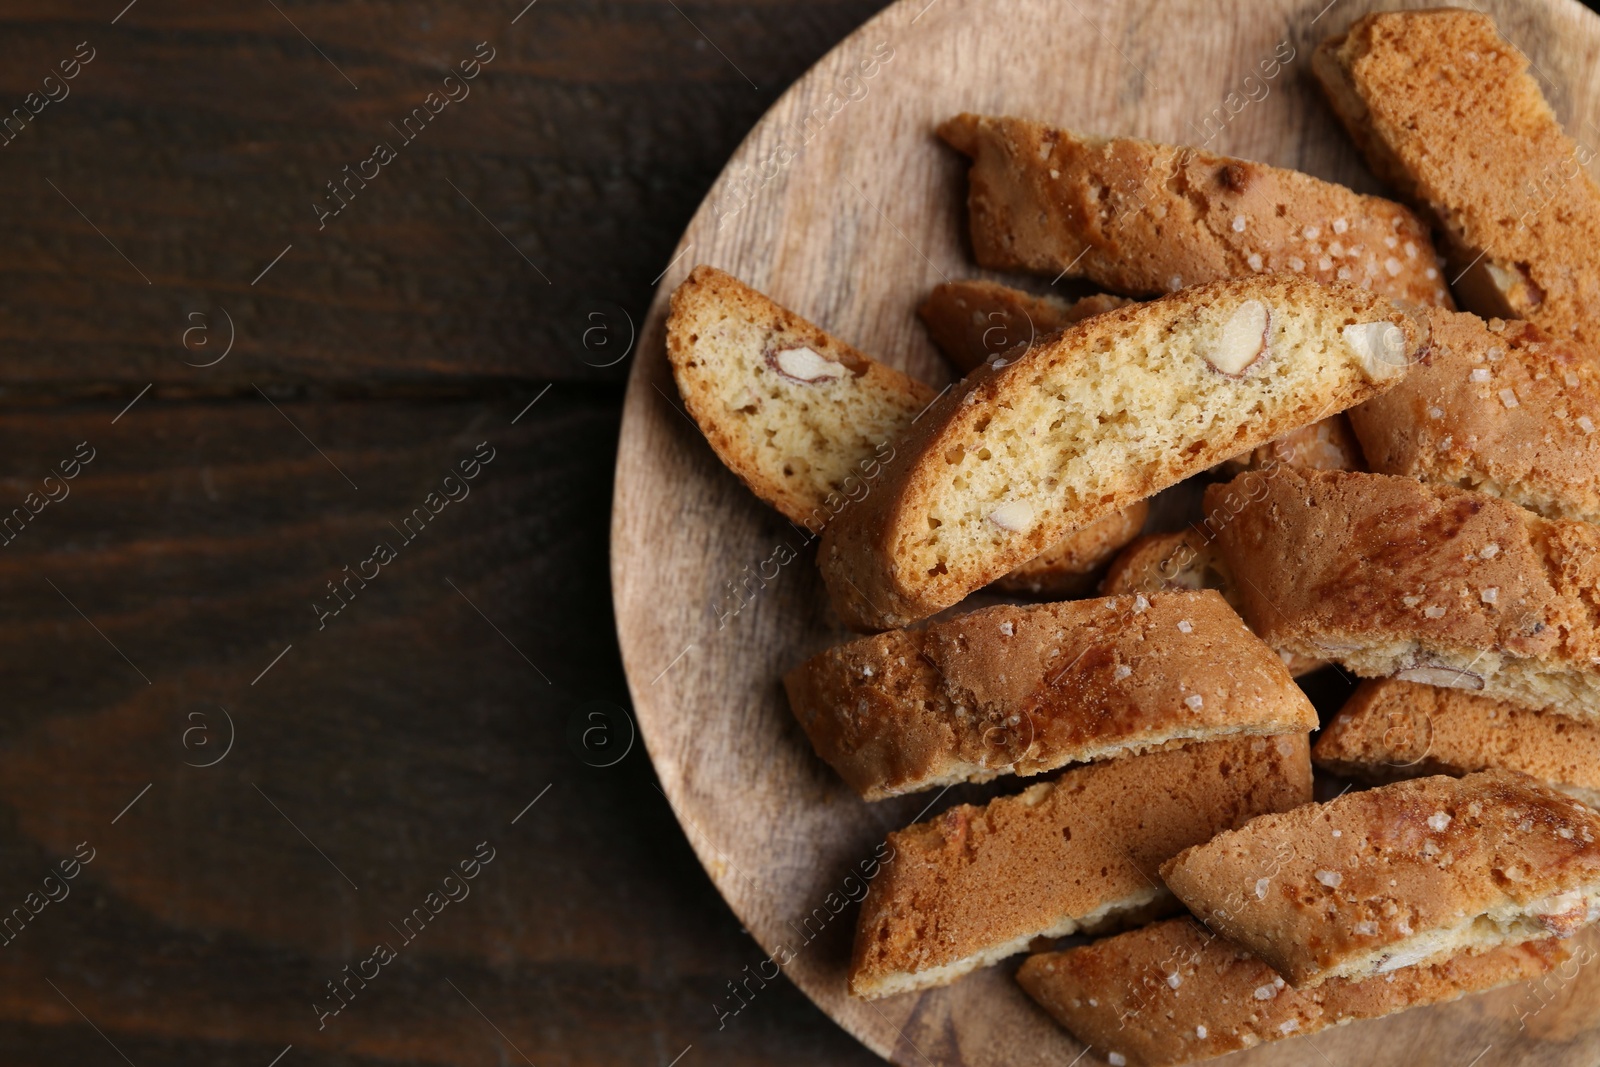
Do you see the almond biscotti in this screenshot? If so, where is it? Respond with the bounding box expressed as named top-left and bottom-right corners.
top-left (819, 276), bottom-right (1423, 630)
top-left (1101, 532), bottom-right (1324, 677)
top-left (1315, 9), bottom-right (1600, 348)
top-left (848, 735), bottom-right (1312, 998)
top-left (1207, 467), bottom-right (1600, 719)
top-left (1349, 308), bottom-right (1600, 523)
top-left (667, 265), bottom-right (1143, 592)
top-left (667, 264), bottom-right (935, 531)
top-left (1314, 679), bottom-right (1600, 809)
top-left (785, 591), bottom-right (1315, 800)
top-left (938, 112), bottom-right (1451, 308)
top-left (918, 279), bottom-right (1130, 375)
top-left (1016, 917), bottom-right (1566, 1067)
top-left (1161, 769), bottom-right (1600, 988)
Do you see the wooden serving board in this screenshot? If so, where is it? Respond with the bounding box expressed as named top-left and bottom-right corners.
top-left (612, 0), bottom-right (1600, 1063)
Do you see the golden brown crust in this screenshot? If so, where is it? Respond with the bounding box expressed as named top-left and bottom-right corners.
top-left (989, 500), bottom-right (1148, 597)
top-left (1207, 468), bottom-right (1600, 717)
top-left (1017, 917), bottom-right (1567, 1067)
top-left (938, 112), bottom-right (1451, 308)
top-left (666, 265), bottom-right (934, 529)
top-left (1349, 308), bottom-right (1600, 523)
top-left (1314, 679), bottom-right (1600, 807)
top-left (848, 735), bottom-right (1314, 998)
top-left (918, 279), bottom-right (1131, 375)
top-left (784, 591), bottom-right (1317, 800)
top-left (1161, 769), bottom-right (1600, 988)
top-left (1315, 10), bottom-right (1600, 348)
top-left (819, 277), bottom-right (1423, 632)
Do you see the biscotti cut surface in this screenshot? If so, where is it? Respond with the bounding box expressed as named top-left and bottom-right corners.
top-left (938, 113), bottom-right (1451, 308)
top-left (1016, 917), bottom-right (1565, 1067)
top-left (1207, 468), bottom-right (1600, 719)
top-left (1161, 769), bottom-right (1600, 987)
top-left (666, 264), bottom-right (935, 531)
top-left (1350, 308), bottom-right (1600, 523)
top-left (785, 591), bottom-right (1316, 800)
top-left (989, 500), bottom-right (1147, 597)
top-left (819, 276), bottom-right (1423, 631)
top-left (1315, 679), bottom-right (1600, 809)
top-left (919, 279), bottom-right (1130, 375)
top-left (848, 735), bottom-right (1313, 998)
top-left (1315, 9), bottom-right (1600, 348)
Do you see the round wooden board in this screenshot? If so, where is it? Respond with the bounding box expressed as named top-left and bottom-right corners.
top-left (611, 0), bottom-right (1600, 1063)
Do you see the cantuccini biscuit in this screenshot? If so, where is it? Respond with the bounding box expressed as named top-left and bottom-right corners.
top-left (918, 279), bottom-right (1130, 375)
top-left (667, 265), bottom-right (1145, 593)
top-left (938, 113), bottom-right (1451, 308)
top-left (1314, 678), bottom-right (1600, 809)
top-left (785, 591), bottom-right (1316, 800)
top-left (848, 735), bottom-right (1313, 998)
top-left (1349, 307), bottom-right (1600, 523)
top-left (1315, 9), bottom-right (1600, 348)
top-left (1206, 467), bottom-right (1600, 719)
top-left (818, 276), bottom-right (1423, 631)
top-left (1100, 531), bottom-right (1324, 678)
top-left (1016, 917), bottom-right (1566, 1067)
top-left (1161, 769), bottom-right (1600, 987)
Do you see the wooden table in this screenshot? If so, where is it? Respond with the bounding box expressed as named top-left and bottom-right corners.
top-left (0, 1), bottom-right (887, 1063)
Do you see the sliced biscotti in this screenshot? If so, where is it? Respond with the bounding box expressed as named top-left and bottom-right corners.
top-left (848, 735), bottom-right (1312, 998)
top-left (938, 112), bottom-right (1451, 308)
top-left (1207, 467), bottom-right (1600, 719)
top-left (918, 279), bottom-right (1131, 374)
top-left (1218, 411), bottom-right (1364, 475)
top-left (819, 276), bottom-right (1424, 630)
top-left (1314, 679), bottom-right (1600, 810)
top-left (667, 264), bottom-right (935, 531)
top-left (1162, 769), bottom-right (1600, 988)
top-left (1016, 917), bottom-right (1565, 1067)
top-left (1315, 9), bottom-right (1600, 348)
top-left (667, 265), bottom-right (1144, 592)
top-left (785, 591), bottom-right (1316, 801)
top-left (1101, 531), bottom-right (1326, 677)
top-left (1350, 308), bottom-right (1600, 523)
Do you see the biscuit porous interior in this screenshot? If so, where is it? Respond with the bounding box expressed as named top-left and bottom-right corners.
top-left (676, 293), bottom-right (923, 524)
top-left (906, 293), bottom-right (1400, 586)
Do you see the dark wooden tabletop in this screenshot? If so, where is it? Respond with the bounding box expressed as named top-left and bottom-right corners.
top-left (0, 1), bottom-right (888, 1063)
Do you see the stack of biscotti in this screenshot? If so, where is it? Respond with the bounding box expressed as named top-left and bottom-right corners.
top-left (849, 734), bottom-right (1312, 997)
top-left (666, 265), bottom-right (1146, 595)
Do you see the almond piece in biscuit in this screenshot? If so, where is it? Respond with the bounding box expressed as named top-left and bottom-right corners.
top-left (1350, 308), bottom-right (1600, 523)
top-left (1207, 467), bottom-right (1600, 720)
top-left (1315, 9), bottom-right (1600, 348)
top-left (1016, 917), bottom-right (1567, 1067)
top-left (819, 277), bottom-right (1423, 631)
top-left (938, 113), bottom-right (1451, 309)
top-left (848, 735), bottom-right (1313, 998)
top-left (785, 590), bottom-right (1316, 801)
top-left (667, 265), bottom-right (1145, 593)
top-left (1161, 769), bottom-right (1600, 988)
top-left (1314, 678), bottom-right (1600, 809)
top-left (918, 279), bottom-right (1130, 375)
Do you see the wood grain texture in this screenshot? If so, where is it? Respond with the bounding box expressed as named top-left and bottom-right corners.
top-left (614, 0), bottom-right (1600, 1063)
top-left (0, 0), bottom-right (900, 1063)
